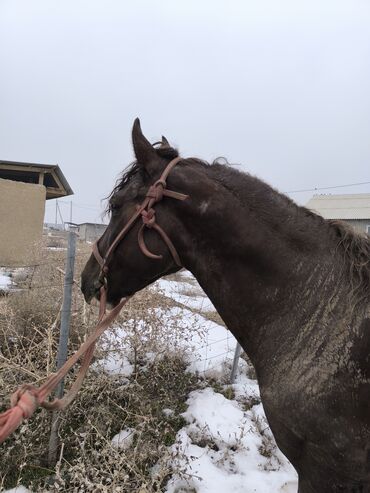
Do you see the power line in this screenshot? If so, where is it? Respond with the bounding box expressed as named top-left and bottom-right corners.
top-left (287, 180), bottom-right (370, 194)
top-left (55, 200), bottom-right (102, 211)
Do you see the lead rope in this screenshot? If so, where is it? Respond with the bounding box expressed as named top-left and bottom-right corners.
top-left (0, 287), bottom-right (129, 444)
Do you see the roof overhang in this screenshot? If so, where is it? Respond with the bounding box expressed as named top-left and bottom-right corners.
top-left (0, 160), bottom-right (73, 199)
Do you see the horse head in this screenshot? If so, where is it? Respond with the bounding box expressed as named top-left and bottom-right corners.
top-left (81, 118), bottom-right (211, 306)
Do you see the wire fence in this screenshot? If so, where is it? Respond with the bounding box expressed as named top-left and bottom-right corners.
top-left (147, 286), bottom-right (244, 380)
top-left (1, 242), bottom-right (248, 469)
top-left (1, 242), bottom-right (244, 402)
top-left (0, 251), bottom-right (91, 270)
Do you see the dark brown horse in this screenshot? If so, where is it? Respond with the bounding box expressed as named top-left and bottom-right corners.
top-left (81, 119), bottom-right (370, 493)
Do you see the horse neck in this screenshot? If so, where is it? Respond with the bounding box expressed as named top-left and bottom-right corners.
top-left (177, 171), bottom-right (338, 368)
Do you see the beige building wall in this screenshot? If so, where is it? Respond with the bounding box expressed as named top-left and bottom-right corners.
top-left (0, 178), bottom-right (46, 266)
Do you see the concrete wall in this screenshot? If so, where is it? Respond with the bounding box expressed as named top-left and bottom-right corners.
top-left (0, 178), bottom-right (46, 266)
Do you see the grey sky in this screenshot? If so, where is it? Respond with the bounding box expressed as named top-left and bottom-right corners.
top-left (1, 0), bottom-right (369, 225)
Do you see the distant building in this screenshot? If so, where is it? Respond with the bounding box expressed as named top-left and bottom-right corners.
top-left (43, 222), bottom-right (65, 232)
top-left (78, 223), bottom-right (107, 243)
top-left (0, 160), bottom-right (73, 266)
top-left (306, 193), bottom-right (370, 235)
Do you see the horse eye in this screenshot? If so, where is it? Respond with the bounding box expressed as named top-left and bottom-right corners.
top-left (109, 203), bottom-right (121, 215)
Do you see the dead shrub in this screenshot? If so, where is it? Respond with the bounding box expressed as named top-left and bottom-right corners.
top-left (0, 246), bottom-right (204, 492)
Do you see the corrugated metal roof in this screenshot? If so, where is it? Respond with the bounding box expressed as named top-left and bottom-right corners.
top-left (306, 193), bottom-right (370, 220)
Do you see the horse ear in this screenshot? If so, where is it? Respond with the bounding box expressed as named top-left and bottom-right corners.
top-left (132, 118), bottom-right (157, 172)
top-left (161, 135), bottom-right (170, 146)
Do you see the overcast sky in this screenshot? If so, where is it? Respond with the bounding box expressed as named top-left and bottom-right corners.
top-left (1, 0), bottom-right (369, 225)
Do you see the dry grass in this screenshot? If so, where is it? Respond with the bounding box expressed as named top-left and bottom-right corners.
top-left (0, 245), bottom-right (204, 492)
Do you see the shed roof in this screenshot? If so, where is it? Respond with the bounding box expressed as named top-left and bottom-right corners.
top-left (306, 193), bottom-right (370, 220)
top-left (0, 160), bottom-right (73, 199)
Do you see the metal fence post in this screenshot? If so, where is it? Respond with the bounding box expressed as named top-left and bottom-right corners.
top-left (48, 227), bottom-right (77, 466)
top-left (230, 342), bottom-right (242, 383)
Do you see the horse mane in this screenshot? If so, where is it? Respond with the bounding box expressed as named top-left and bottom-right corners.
top-left (296, 202), bottom-right (370, 296)
top-left (199, 159), bottom-right (370, 295)
top-left (107, 145), bottom-right (370, 295)
top-left (328, 220), bottom-right (370, 297)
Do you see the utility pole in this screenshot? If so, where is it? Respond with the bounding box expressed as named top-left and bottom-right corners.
top-left (56, 201), bottom-right (64, 229)
top-left (48, 226), bottom-right (77, 466)
top-left (55, 199), bottom-right (58, 228)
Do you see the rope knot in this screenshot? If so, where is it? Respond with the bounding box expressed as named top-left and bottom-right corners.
top-left (10, 386), bottom-right (39, 419)
top-left (141, 208), bottom-right (156, 228)
top-left (146, 180), bottom-right (166, 203)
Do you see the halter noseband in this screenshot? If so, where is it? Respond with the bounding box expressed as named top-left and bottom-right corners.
top-left (92, 156), bottom-right (188, 286)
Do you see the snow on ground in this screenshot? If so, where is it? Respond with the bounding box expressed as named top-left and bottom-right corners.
top-left (95, 302), bottom-right (237, 380)
top-left (92, 323), bottom-right (134, 377)
top-left (160, 305), bottom-right (237, 378)
top-left (155, 277), bottom-right (216, 313)
top-left (111, 427), bottom-right (135, 450)
top-left (93, 351), bottom-right (134, 377)
top-left (152, 273), bottom-right (238, 378)
top-left (105, 270), bottom-right (298, 492)
top-left (3, 270), bottom-right (298, 492)
top-left (0, 269), bottom-right (12, 292)
top-left (95, 269), bottom-right (237, 379)
top-left (3, 487), bottom-right (32, 493)
top-left (166, 389), bottom-right (297, 493)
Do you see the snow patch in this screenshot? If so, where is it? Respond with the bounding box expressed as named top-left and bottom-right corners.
top-left (183, 388), bottom-right (248, 448)
top-left (166, 388), bottom-right (298, 493)
top-left (99, 304), bottom-right (237, 380)
top-left (92, 325), bottom-right (134, 377)
top-left (163, 408), bottom-right (175, 417)
top-left (154, 278), bottom-right (216, 313)
top-left (111, 427), bottom-right (135, 450)
top-left (4, 487), bottom-right (32, 493)
top-left (93, 353), bottom-right (134, 377)
top-left (0, 271), bottom-right (12, 291)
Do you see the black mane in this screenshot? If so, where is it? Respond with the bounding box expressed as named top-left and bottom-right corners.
top-left (205, 161), bottom-right (370, 295)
